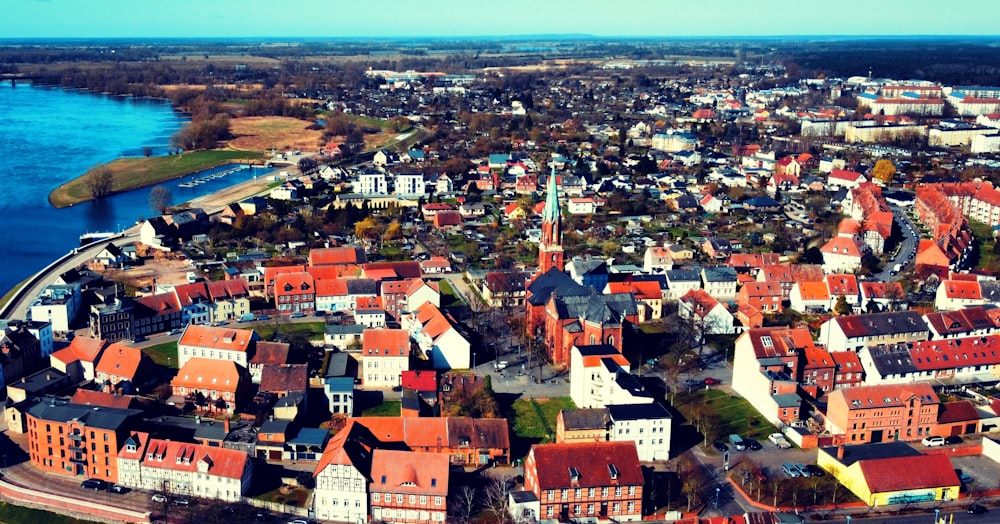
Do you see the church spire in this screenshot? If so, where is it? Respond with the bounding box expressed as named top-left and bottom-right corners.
top-left (537, 163), bottom-right (564, 275)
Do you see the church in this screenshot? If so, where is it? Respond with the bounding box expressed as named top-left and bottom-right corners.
top-left (525, 168), bottom-right (638, 367)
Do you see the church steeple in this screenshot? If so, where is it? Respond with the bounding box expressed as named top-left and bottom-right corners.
top-left (538, 164), bottom-right (564, 275)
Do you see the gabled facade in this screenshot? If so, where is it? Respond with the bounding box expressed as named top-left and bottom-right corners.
top-left (370, 450), bottom-right (449, 523)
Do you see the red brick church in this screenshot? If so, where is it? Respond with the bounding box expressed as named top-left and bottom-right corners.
top-left (525, 168), bottom-right (638, 367)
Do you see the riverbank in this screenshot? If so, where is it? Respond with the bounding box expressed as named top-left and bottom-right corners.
top-left (47, 149), bottom-right (263, 208)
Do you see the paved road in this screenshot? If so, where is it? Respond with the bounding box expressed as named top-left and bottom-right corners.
top-left (874, 206), bottom-right (920, 282)
top-left (2, 229), bottom-right (140, 322)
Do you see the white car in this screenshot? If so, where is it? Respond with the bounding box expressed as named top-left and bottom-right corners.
top-left (922, 436), bottom-right (946, 447)
top-left (151, 493), bottom-right (168, 503)
top-left (768, 433), bottom-right (792, 449)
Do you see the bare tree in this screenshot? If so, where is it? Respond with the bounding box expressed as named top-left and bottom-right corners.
top-left (149, 185), bottom-right (174, 215)
top-left (770, 477), bottom-right (784, 508)
top-left (85, 165), bottom-right (114, 199)
top-left (450, 485), bottom-right (479, 523)
top-left (484, 472), bottom-right (515, 520)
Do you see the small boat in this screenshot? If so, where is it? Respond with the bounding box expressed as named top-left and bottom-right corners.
top-left (80, 231), bottom-right (115, 246)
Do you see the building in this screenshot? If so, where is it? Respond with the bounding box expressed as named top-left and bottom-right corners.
top-left (313, 421), bottom-right (378, 523)
top-left (176, 324), bottom-right (259, 369)
top-left (826, 383), bottom-right (939, 443)
top-left (569, 345), bottom-right (653, 409)
top-left (523, 441), bottom-right (643, 522)
top-left (170, 358), bottom-right (247, 414)
top-left (817, 442), bottom-right (959, 506)
top-left (273, 271), bottom-right (316, 315)
top-left (369, 449), bottom-right (449, 523)
top-left (117, 434), bottom-right (252, 502)
top-left (403, 303), bottom-right (470, 370)
top-left (361, 329), bottom-right (411, 388)
top-left (606, 403), bottom-right (672, 461)
top-left (25, 398), bottom-right (141, 481)
top-left (819, 311), bottom-right (929, 353)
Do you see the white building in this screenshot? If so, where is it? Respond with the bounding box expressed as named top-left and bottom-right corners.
top-left (355, 171), bottom-right (388, 194)
top-left (677, 289), bottom-right (735, 336)
top-left (176, 324), bottom-right (259, 369)
top-left (361, 328), bottom-right (410, 388)
top-left (29, 283), bottom-right (81, 333)
top-left (395, 172), bottom-right (426, 196)
top-left (569, 345), bottom-right (653, 409)
top-left (643, 247), bottom-right (673, 274)
top-left (403, 303), bottom-right (470, 370)
top-left (117, 433), bottom-right (253, 503)
top-left (607, 403), bottom-right (672, 461)
top-left (313, 422), bottom-right (374, 523)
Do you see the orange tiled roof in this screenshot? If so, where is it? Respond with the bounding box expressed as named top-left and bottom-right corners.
top-left (178, 324), bottom-right (256, 352)
top-left (362, 328), bottom-right (410, 356)
top-left (171, 357), bottom-right (241, 392)
top-left (95, 343), bottom-right (144, 381)
top-left (370, 449), bottom-right (449, 496)
top-left (142, 438), bottom-right (249, 480)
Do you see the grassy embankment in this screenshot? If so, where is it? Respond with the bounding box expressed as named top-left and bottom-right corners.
top-left (0, 502), bottom-right (100, 524)
top-left (48, 149), bottom-right (262, 208)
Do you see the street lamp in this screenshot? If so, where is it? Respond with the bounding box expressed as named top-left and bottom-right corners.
top-left (714, 487), bottom-right (720, 510)
top-left (934, 508), bottom-right (940, 524)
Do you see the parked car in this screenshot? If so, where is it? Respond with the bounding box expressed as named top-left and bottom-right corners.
top-left (703, 377), bottom-right (721, 385)
top-left (956, 469), bottom-right (974, 484)
top-left (743, 438), bottom-right (763, 451)
top-left (805, 464), bottom-right (825, 477)
top-left (944, 435), bottom-right (963, 445)
top-left (80, 478), bottom-right (109, 491)
top-left (781, 463), bottom-right (801, 478)
top-left (108, 484), bottom-right (130, 494)
top-left (290, 312), bottom-right (305, 318)
top-left (768, 433), bottom-right (792, 449)
top-left (729, 434), bottom-right (746, 451)
top-left (794, 463), bottom-right (811, 477)
top-left (151, 494), bottom-right (168, 503)
top-left (257, 314), bottom-right (270, 321)
top-left (922, 436), bottom-right (946, 447)
top-left (712, 440), bottom-right (728, 452)
top-left (968, 504), bottom-right (988, 515)
top-left (173, 498), bottom-right (191, 506)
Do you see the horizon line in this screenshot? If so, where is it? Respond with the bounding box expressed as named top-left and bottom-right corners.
top-left (0, 33), bottom-right (999, 42)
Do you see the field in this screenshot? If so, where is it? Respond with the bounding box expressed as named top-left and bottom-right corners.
top-left (674, 389), bottom-right (778, 441)
top-left (142, 341), bottom-right (178, 368)
top-left (227, 116), bottom-right (325, 152)
top-left (0, 502), bottom-right (99, 524)
top-left (48, 149), bottom-right (262, 208)
top-left (511, 397), bottom-right (576, 444)
top-left (362, 401), bottom-right (401, 417)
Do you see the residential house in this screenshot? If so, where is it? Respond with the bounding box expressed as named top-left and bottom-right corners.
top-left (274, 272), bottom-right (316, 315)
top-left (369, 450), bottom-right (449, 523)
top-left (94, 344), bottom-right (151, 395)
top-left (606, 403), bottom-right (672, 461)
top-left (700, 267), bottom-right (738, 302)
top-left (419, 257), bottom-right (452, 275)
top-left (49, 336), bottom-right (106, 382)
top-left (481, 272), bottom-right (529, 307)
top-left (312, 421), bottom-right (378, 523)
top-left (738, 282), bottom-right (783, 315)
top-left (643, 247), bottom-right (673, 274)
top-left (664, 269), bottom-right (701, 301)
top-left (117, 435), bottom-right (252, 502)
top-left (177, 324), bottom-right (259, 369)
top-left (524, 441), bottom-right (643, 522)
top-left (935, 279), bottom-right (985, 311)
top-left (29, 283), bottom-right (82, 333)
top-left (355, 296), bottom-right (387, 328)
top-left (819, 311), bottom-right (929, 353)
top-left (569, 345), bottom-right (652, 409)
top-left (678, 289), bottom-right (735, 336)
top-left (324, 324), bottom-right (365, 351)
top-left (206, 280), bottom-right (251, 323)
top-left (248, 341), bottom-right (290, 384)
top-left (605, 280), bottom-right (663, 322)
top-left (315, 278), bottom-right (378, 314)
top-left (826, 273), bottom-right (862, 312)
top-left (789, 281), bottom-right (832, 313)
top-left (309, 246), bottom-right (367, 267)
top-left (404, 303), bottom-right (470, 370)
top-left (170, 358), bottom-right (247, 414)
top-left (361, 329), bottom-right (410, 388)
top-left (323, 352), bottom-right (355, 416)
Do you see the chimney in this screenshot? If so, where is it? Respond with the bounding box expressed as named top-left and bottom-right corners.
top-left (224, 417), bottom-right (230, 433)
top-left (837, 444), bottom-right (845, 460)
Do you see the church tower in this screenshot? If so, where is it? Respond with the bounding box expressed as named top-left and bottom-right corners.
top-left (538, 165), bottom-right (564, 275)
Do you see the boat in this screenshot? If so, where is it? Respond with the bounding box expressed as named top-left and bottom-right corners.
top-left (79, 231), bottom-right (115, 246)
top-left (179, 182), bottom-right (195, 188)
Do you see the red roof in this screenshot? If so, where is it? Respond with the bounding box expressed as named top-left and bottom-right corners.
top-left (859, 454), bottom-right (958, 494)
top-left (95, 344), bottom-right (145, 382)
top-left (401, 370), bottom-right (437, 392)
top-left (529, 441), bottom-right (643, 489)
top-left (362, 328), bottom-right (410, 356)
top-left (309, 247), bottom-right (366, 266)
top-left (141, 438), bottom-right (249, 480)
top-left (370, 449), bottom-right (449, 496)
top-left (909, 335), bottom-right (1000, 371)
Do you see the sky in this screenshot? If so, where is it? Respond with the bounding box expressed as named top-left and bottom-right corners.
top-left (2, 0), bottom-right (999, 39)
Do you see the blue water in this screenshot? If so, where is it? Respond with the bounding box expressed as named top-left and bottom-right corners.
top-left (0, 81), bottom-right (265, 297)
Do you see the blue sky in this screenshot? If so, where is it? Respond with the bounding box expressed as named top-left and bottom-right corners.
top-left (2, 0), bottom-right (998, 39)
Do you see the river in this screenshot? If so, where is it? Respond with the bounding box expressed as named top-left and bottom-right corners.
top-left (0, 81), bottom-right (265, 298)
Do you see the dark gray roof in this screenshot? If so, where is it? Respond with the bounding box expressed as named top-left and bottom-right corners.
top-left (26, 399), bottom-right (141, 430)
top-left (287, 427), bottom-right (330, 448)
top-left (553, 292), bottom-right (637, 325)
top-left (981, 281), bottom-right (1000, 302)
top-left (510, 490), bottom-right (539, 503)
top-left (773, 394), bottom-right (801, 408)
top-left (560, 408), bottom-right (609, 431)
top-left (665, 269), bottom-right (701, 283)
top-left (866, 343), bottom-right (918, 378)
top-left (527, 268), bottom-right (590, 306)
top-left (607, 403), bottom-right (671, 421)
top-left (325, 324), bottom-right (366, 336)
top-left (325, 352), bottom-right (350, 377)
top-left (820, 441), bottom-right (923, 467)
top-left (568, 258), bottom-right (608, 277)
top-left (346, 279), bottom-right (378, 295)
top-left (702, 266), bottom-right (738, 282)
top-left (259, 418), bottom-right (291, 436)
top-left (614, 370), bottom-right (651, 399)
top-left (575, 344), bottom-right (620, 357)
top-left (146, 415), bottom-right (241, 442)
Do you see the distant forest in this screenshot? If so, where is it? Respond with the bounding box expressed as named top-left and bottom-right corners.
top-left (1, 36), bottom-right (999, 87)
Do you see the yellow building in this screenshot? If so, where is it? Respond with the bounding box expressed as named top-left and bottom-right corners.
top-left (817, 443), bottom-right (960, 506)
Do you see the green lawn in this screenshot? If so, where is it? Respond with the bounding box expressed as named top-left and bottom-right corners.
top-left (142, 341), bottom-right (178, 369)
top-left (257, 485), bottom-right (312, 508)
top-left (49, 149), bottom-right (263, 208)
top-left (969, 219), bottom-right (1000, 273)
top-left (437, 279), bottom-right (463, 308)
top-left (0, 502), bottom-right (100, 524)
top-left (511, 397), bottom-right (576, 443)
top-left (675, 389), bottom-right (778, 440)
top-left (362, 401), bottom-right (401, 417)
top-left (253, 321), bottom-right (325, 341)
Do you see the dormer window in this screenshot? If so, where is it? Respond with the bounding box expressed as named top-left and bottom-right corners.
top-left (569, 467), bottom-right (581, 483)
top-left (608, 464), bottom-right (619, 480)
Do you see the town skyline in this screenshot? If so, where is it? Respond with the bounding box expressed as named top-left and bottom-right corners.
top-left (3, 0), bottom-right (1000, 39)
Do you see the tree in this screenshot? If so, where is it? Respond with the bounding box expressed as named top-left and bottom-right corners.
top-left (871, 159), bottom-right (896, 186)
top-left (834, 295), bottom-right (852, 315)
top-left (148, 185), bottom-right (173, 215)
top-left (383, 220), bottom-right (403, 241)
top-left (451, 485), bottom-right (479, 523)
top-left (142, 146), bottom-right (153, 157)
top-left (484, 472), bottom-right (514, 519)
top-left (354, 216), bottom-right (379, 247)
top-left (769, 477), bottom-right (784, 507)
top-left (84, 165), bottom-right (114, 199)
top-left (298, 156), bottom-right (318, 173)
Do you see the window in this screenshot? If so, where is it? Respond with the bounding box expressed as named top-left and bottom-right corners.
top-left (628, 486), bottom-right (635, 496)
top-left (588, 487), bottom-right (595, 497)
top-left (420, 496), bottom-right (427, 505)
top-left (409, 495), bottom-right (416, 504)
top-left (396, 494), bottom-right (403, 503)
top-left (615, 487), bottom-right (622, 497)
top-left (613, 502), bottom-right (620, 513)
top-left (588, 504), bottom-right (594, 515)
top-left (435, 496), bottom-right (443, 506)
top-left (602, 487), bottom-right (609, 497)
top-left (574, 504), bottom-right (581, 515)
top-left (373, 493), bottom-right (380, 502)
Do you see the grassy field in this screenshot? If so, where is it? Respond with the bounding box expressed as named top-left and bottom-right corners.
top-left (254, 321), bottom-right (326, 341)
top-left (969, 219), bottom-right (1000, 273)
top-left (362, 400), bottom-right (401, 417)
top-left (48, 149), bottom-right (262, 208)
top-left (511, 397), bottom-right (576, 443)
top-left (675, 389), bottom-right (778, 441)
top-left (142, 341), bottom-right (178, 368)
top-left (437, 279), bottom-right (464, 308)
top-left (0, 502), bottom-right (100, 524)
top-left (257, 485), bottom-right (312, 508)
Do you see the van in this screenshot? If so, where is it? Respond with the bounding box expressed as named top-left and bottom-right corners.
top-left (728, 434), bottom-right (746, 451)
